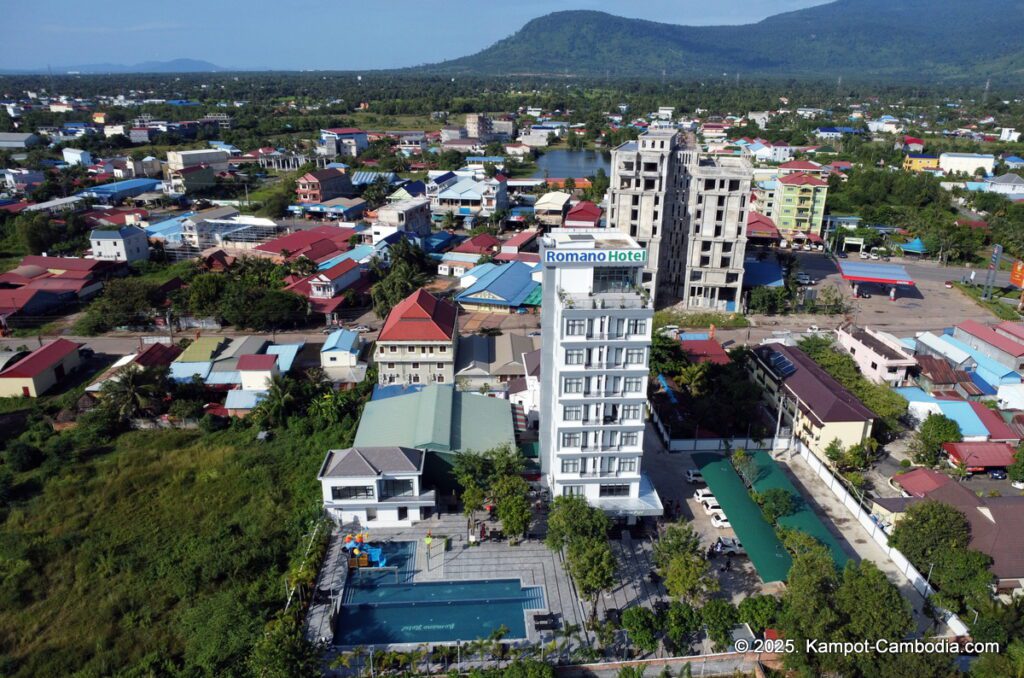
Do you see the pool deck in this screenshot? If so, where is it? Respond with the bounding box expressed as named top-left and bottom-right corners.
top-left (308, 512), bottom-right (587, 651)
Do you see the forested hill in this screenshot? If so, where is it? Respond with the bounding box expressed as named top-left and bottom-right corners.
top-left (423, 0), bottom-right (1024, 82)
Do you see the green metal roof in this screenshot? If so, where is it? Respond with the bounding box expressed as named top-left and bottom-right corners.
top-left (748, 450), bottom-right (850, 570)
top-left (693, 452), bottom-right (792, 583)
top-left (522, 285), bottom-right (543, 307)
top-left (177, 337), bottom-right (224, 362)
top-left (354, 385), bottom-right (515, 454)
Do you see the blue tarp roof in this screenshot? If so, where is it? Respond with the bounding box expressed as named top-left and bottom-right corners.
top-left (899, 238), bottom-right (928, 254)
top-left (456, 261), bottom-right (539, 307)
top-left (743, 258), bottom-right (785, 288)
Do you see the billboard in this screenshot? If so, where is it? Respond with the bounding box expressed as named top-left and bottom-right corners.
top-left (1011, 261), bottom-right (1024, 288)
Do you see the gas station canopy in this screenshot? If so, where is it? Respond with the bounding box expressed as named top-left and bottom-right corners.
top-left (838, 261), bottom-right (915, 286)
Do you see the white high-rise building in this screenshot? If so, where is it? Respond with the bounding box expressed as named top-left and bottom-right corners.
top-left (539, 230), bottom-right (664, 523)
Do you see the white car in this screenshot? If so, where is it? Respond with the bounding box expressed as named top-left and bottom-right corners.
top-left (701, 498), bottom-right (722, 515)
top-left (694, 487), bottom-right (715, 502)
top-left (795, 273), bottom-right (813, 285)
top-left (349, 324), bottom-right (372, 333)
top-left (1013, 481), bottom-right (1024, 490)
top-left (710, 511), bottom-right (731, 528)
top-left (714, 537), bottom-right (745, 556)
top-left (859, 251), bottom-right (870, 259)
top-left (870, 252), bottom-right (880, 260)
top-left (685, 469), bottom-right (703, 484)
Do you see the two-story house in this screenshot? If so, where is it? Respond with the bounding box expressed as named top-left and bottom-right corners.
top-left (308, 259), bottom-right (361, 300)
top-left (296, 169), bottom-right (354, 204)
top-left (376, 289), bottom-right (458, 386)
top-left (834, 325), bottom-right (916, 386)
top-left (318, 446), bottom-right (435, 527)
top-left (89, 225), bottom-right (149, 263)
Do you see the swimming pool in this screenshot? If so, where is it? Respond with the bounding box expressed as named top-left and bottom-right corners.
top-left (333, 542), bottom-right (545, 645)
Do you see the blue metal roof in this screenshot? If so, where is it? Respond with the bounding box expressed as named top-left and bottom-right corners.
top-left (898, 238), bottom-right (927, 254)
top-left (371, 383), bottom-right (426, 401)
top-left (267, 342), bottom-right (304, 373)
top-left (322, 330), bottom-right (360, 355)
top-left (968, 371), bottom-right (998, 396)
top-left (941, 335), bottom-right (1021, 385)
top-left (895, 387), bottom-right (988, 438)
top-left (205, 370), bottom-right (241, 385)
top-left (225, 389), bottom-right (267, 410)
top-left (169, 361), bottom-right (212, 382)
top-left (78, 178), bottom-right (161, 196)
top-left (838, 261), bottom-right (915, 286)
top-left (351, 171), bottom-right (399, 186)
top-left (456, 261), bottom-right (539, 307)
top-left (316, 244), bottom-right (375, 270)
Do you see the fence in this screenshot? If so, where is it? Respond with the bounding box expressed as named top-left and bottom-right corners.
top-left (790, 440), bottom-right (970, 636)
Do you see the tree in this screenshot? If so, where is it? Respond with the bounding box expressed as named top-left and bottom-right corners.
top-left (251, 375), bottom-right (300, 429)
top-left (888, 500), bottom-right (971, 569)
top-left (737, 595), bottom-right (780, 633)
top-left (462, 482), bottom-right (486, 529)
top-left (649, 333), bottom-right (688, 377)
top-left (655, 523), bottom-right (718, 603)
top-left (566, 537), bottom-right (615, 621)
top-left (664, 601), bottom-right (701, 650)
top-left (185, 273), bottom-right (227, 317)
top-left (79, 278), bottom-right (162, 333)
top-left (730, 448), bottom-right (756, 486)
top-left (700, 599), bottom-right (738, 651)
top-left (911, 413), bottom-right (961, 466)
top-left (1009, 449), bottom-right (1024, 484)
top-left (5, 442), bottom-right (43, 472)
top-left (100, 364), bottom-right (167, 421)
top-left (249, 616), bottom-right (321, 678)
top-left (835, 561), bottom-right (913, 641)
top-left (749, 286), bottom-right (789, 315)
top-left (545, 495), bottom-right (609, 551)
top-left (777, 545), bottom-right (842, 674)
top-left (621, 606), bottom-right (659, 654)
top-left (360, 177), bottom-right (391, 208)
top-left (755, 487), bottom-right (797, 525)
top-left (493, 475), bottom-right (531, 541)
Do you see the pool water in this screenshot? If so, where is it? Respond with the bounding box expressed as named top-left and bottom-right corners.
top-left (334, 542), bottom-right (545, 645)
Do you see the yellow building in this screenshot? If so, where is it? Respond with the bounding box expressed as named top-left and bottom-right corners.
top-left (749, 344), bottom-right (875, 461)
top-left (0, 339), bottom-right (82, 398)
top-left (903, 154), bottom-right (940, 172)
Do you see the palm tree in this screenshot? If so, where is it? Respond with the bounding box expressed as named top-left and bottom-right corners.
top-left (253, 375), bottom-right (298, 428)
top-left (101, 364), bottom-right (166, 420)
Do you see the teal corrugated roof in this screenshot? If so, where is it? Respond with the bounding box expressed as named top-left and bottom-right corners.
top-left (267, 342), bottom-right (304, 373)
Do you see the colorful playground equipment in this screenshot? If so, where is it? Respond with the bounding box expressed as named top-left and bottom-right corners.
top-left (343, 532), bottom-right (387, 568)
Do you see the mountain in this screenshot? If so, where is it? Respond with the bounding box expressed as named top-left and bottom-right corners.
top-left (424, 0), bottom-right (1024, 81)
top-left (1, 59), bottom-right (226, 75)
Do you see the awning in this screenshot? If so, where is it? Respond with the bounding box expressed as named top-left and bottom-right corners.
top-left (838, 261), bottom-right (916, 286)
top-left (899, 237), bottom-right (928, 254)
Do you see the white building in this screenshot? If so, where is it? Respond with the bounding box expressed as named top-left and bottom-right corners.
top-left (89, 225), bottom-right (149, 263)
top-left (539, 229), bottom-right (663, 523)
top-left (939, 153), bottom-right (996, 176)
top-left (375, 197), bottom-right (431, 237)
top-left (986, 173), bottom-right (1024, 195)
top-left (834, 325), bottom-right (916, 386)
top-left (1000, 128), bottom-right (1020, 143)
top-left (656, 106), bottom-right (675, 121)
top-left (320, 329), bottom-right (367, 382)
top-left (165, 149), bottom-right (230, 173)
top-left (62, 148), bottom-right (92, 166)
top-left (318, 446), bottom-right (435, 527)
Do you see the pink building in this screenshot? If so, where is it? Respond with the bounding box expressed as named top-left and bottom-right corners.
top-left (834, 325), bottom-right (916, 386)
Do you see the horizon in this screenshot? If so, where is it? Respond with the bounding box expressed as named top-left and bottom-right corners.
top-left (2, 0), bottom-right (828, 72)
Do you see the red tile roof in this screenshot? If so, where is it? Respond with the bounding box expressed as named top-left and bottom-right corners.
top-left (255, 225), bottom-right (355, 259)
top-left (968, 401), bottom-right (1021, 443)
top-left (318, 258), bottom-right (359, 281)
top-left (892, 467), bottom-right (948, 497)
top-left (779, 160), bottom-right (822, 170)
top-left (746, 212), bottom-right (780, 238)
top-left (237, 354), bottom-right (277, 371)
top-left (779, 172), bottom-right (828, 187)
top-left (958, 319), bottom-right (1024, 357)
top-left (565, 200), bottom-right (602, 222)
top-left (903, 136), bottom-right (925, 146)
top-left (943, 441), bottom-right (1016, 468)
top-left (503, 229), bottom-right (541, 249)
top-left (324, 128), bottom-right (364, 135)
top-left (378, 289), bottom-right (458, 342)
top-left (20, 255), bottom-right (108, 272)
top-left (0, 339), bottom-right (81, 378)
top-left (453, 233), bottom-right (501, 255)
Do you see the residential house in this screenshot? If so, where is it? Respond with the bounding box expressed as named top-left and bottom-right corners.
top-left (454, 332), bottom-right (541, 393)
top-left (166, 149), bottom-right (229, 173)
top-left (168, 164), bottom-right (216, 193)
top-left (89, 225), bottom-right (149, 263)
top-left (433, 177), bottom-right (508, 218)
top-left (237, 354), bottom-right (279, 391)
top-left (353, 384), bottom-right (516, 487)
top-left (509, 348), bottom-right (541, 430)
top-left (87, 342), bottom-right (182, 393)
top-left (777, 160), bottom-right (826, 178)
top-left (285, 258), bottom-right (368, 325)
top-left (563, 201), bottom-right (602, 228)
top-left (452, 233), bottom-right (500, 256)
top-left (896, 136), bottom-right (925, 153)
top-left (533, 191), bottom-right (572, 227)
top-left (878, 468), bottom-right (1024, 595)
top-left (903, 154), bottom-right (940, 172)
top-left (455, 261), bottom-right (541, 314)
top-left (0, 339), bottom-right (82, 397)
top-left (296, 169), bottom-right (354, 203)
top-left (680, 338), bottom-right (731, 366)
top-left (320, 329), bottom-right (366, 382)
top-left (835, 325), bottom-right (916, 386)
top-left (437, 252), bottom-right (483, 277)
top-left (318, 446), bottom-right (434, 527)
top-left (62, 148), bottom-right (92, 166)
top-left (376, 289), bottom-right (458, 386)
top-left (373, 197), bottom-right (432, 239)
top-left (318, 128), bottom-right (368, 157)
top-left (749, 344), bottom-right (875, 461)
top-left (986, 173), bottom-right (1024, 195)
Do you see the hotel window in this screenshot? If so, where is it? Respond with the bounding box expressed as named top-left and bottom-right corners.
top-left (561, 432), bottom-right (582, 448)
top-left (622, 432), bottom-right (639, 447)
top-left (412, 375), bottom-right (420, 383)
top-left (565, 349), bottom-right (585, 365)
top-left (624, 377), bottom-right (643, 393)
top-left (561, 459), bottom-right (581, 473)
top-left (387, 363), bottom-right (395, 369)
top-left (619, 458), bottom-right (637, 472)
top-left (625, 349), bottom-right (645, 365)
top-left (622, 404), bottom-right (642, 420)
top-left (593, 266), bottom-right (636, 294)
top-left (439, 346), bottom-right (447, 353)
top-left (566, 319), bottom-right (586, 336)
top-left (562, 485), bottom-right (584, 497)
top-left (411, 362), bottom-right (419, 369)
top-left (331, 485), bottom-right (374, 500)
top-left (563, 378), bottom-right (584, 394)
top-left (599, 484), bottom-right (630, 497)
top-left (563, 405), bottom-right (583, 421)
top-left (627, 319), bottom-right (647, 335)
top-left (390, 346), bottom-right (397, 352)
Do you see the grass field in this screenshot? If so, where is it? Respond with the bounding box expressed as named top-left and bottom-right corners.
top-left (0, 422), bottom-right (340, 677)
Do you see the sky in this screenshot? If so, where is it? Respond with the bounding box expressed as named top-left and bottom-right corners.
top-left (2, 0), bottom-right (829, 71)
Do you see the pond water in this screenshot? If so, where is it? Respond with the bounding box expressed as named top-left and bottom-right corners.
top-left (531, 149), bottom-right (611, 179)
